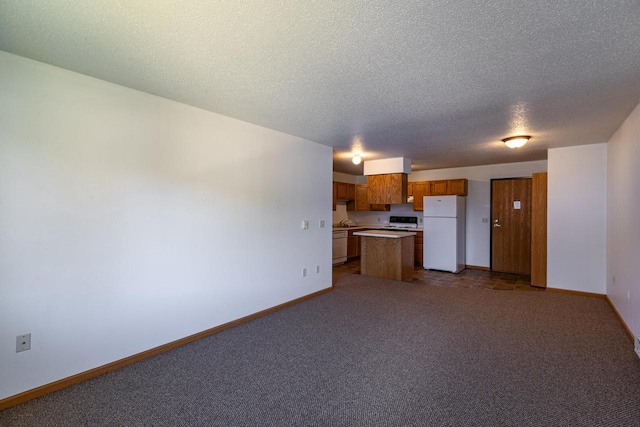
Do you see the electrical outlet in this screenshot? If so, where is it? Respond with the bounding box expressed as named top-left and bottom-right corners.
top-left (16, 333), bottom-right (31, 353)
top-left (302, 268), bottom-right (307, 277)
top-left (635, 336), bottom-right (640, 359)
top-left (482, 217), bottom-right (489, 223)
top-left (316, 265), bottom-right (320, 273)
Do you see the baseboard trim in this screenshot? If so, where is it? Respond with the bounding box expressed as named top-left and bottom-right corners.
top-left (0, 287), bottom-right (333, 412)
top-left (605, 296), bottom-right (635, 343)
top-left (465, 265), bottom-right (490, 271)
top-left (545, 288), bottom-right (633, 343)
top-left (546, 287), bottom-right (606, 299)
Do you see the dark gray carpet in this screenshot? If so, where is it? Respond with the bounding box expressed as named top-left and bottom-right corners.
top-left (2, 274), bottom-right (640, 426)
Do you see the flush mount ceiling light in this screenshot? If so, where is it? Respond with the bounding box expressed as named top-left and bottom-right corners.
top-left (352, 152), bottom-right (362, 165)
top-left (502, 135), bottom-right (531, 148)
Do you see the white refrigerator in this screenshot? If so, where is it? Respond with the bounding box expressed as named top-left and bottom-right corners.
top-left (423, 195), bottom-right (466, 273)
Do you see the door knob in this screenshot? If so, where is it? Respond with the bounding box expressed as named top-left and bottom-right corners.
top-left (493, 219), bottom-right (501, 228)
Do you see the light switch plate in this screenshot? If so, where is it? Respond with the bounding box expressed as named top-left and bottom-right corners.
top-left (301, 220), bottom-right (309, 229)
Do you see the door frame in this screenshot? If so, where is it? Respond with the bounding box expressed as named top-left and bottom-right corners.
top-left (489, 177), bottom-right (532, 272)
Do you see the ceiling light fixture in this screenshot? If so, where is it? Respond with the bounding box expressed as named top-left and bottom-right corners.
top-left (502, 135), bottom-right (530, 148)
top-left (352, 154), bottom-right (362, 165)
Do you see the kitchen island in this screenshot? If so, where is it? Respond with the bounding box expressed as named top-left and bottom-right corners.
top-left (353, 230), bottom-right (416, 281)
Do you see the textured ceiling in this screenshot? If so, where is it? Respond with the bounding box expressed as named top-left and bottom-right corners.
top-left (1, 1), bottom-right (639, 174)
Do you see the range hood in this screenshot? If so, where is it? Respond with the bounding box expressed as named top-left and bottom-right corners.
top-left (363, 157), bottom-right (411, 175)
top-left (363, 157), bottom-right (411, 205)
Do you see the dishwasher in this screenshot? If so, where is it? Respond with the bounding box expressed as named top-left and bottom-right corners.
top-left (332, 230), bottom-right (348, 265)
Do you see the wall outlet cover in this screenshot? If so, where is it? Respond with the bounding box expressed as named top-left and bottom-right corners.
top-left (16, 333), bottom-right (31, 353)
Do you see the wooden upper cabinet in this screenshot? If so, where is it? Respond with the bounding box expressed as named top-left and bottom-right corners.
top-left (412, 181), bottom-right (431, 211)
top-left (350, 184), bottom-right (390, 211)
top-left (354, 184), bottom-right (370, 211)
top-left (411, 179), bottom-right (468, 210)
top-left (407, 182), bottom-right (414, 196)
top-left (447, 179), bottom-right (468, 196)
top-left (367, 173), bottom-right (407, 204)
top-left (334, 182), bottom-right (356, 201)
top-left (346, 183), bottom-right (355, 200)
top-left (430, 180), bottom-right (448, 195)
top-left (332, 182), bottom-right (337, 211)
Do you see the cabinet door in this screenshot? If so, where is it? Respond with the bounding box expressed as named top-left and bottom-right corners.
top-left (430, 180), bottom-right (448, 195)
top-left (347, 236), bottom-right (358, 258)
top-left (407, 182), bottom-right (414, 196)
top-left (368, 173), bottom-right (407, 204)
top-left (346, 184), bottom-right (355, 200)
top-left (448, 179), bottom-right (468, 196)
top-left (412, 181), bottom-right (430, 211)
top-left (355, 184), bottom-right (390, 211)
top-left (370, 203), bottom-right (391, 211)
top-left (355, 184), bottom-right (370, 211)
top-left (347, 232), bottom-right (360, 259)
top-left (414, 231), bottom-right (423, 266)
top-left (333, 182), bottom-right (337, 211)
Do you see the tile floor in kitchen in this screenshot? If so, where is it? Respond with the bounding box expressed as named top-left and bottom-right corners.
top-left (333, 259), bottom-right (544, 291)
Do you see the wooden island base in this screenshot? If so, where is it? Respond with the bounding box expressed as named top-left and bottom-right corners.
top-left (357, 232), bottom-right (415, 281)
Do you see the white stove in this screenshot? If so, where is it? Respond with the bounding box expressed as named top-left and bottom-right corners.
top-left (380, 216), bottom-right (419, 231)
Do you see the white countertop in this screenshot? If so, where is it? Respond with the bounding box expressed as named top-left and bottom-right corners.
top-left (332, 225), bottom-right (423, 232)
top-left (353, 230), bottom-right (417, 238)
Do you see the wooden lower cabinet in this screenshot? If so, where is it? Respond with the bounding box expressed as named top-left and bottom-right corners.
top-left (347, 231), bottom-right (360, 259)
top-left (414, 231), bottom-right (423, 266)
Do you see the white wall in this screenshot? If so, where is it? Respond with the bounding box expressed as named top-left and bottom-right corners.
top-left (547, 144), bottom-right (607, 293)
top-left (606, 102), bottom-right (640, 340)
top-left (407, 161), bottom-right (547, 268)
top-left (0, 52), bottom-right (332, 400)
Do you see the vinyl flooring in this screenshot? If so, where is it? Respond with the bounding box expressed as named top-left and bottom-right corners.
top-left (333, 259), bottom-right (544, 291)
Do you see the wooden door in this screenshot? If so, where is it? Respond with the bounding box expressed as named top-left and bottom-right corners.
top-left (531, 173), bottom-right (548, 287)
top-left (491, 178), bottom-right (532, 274)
